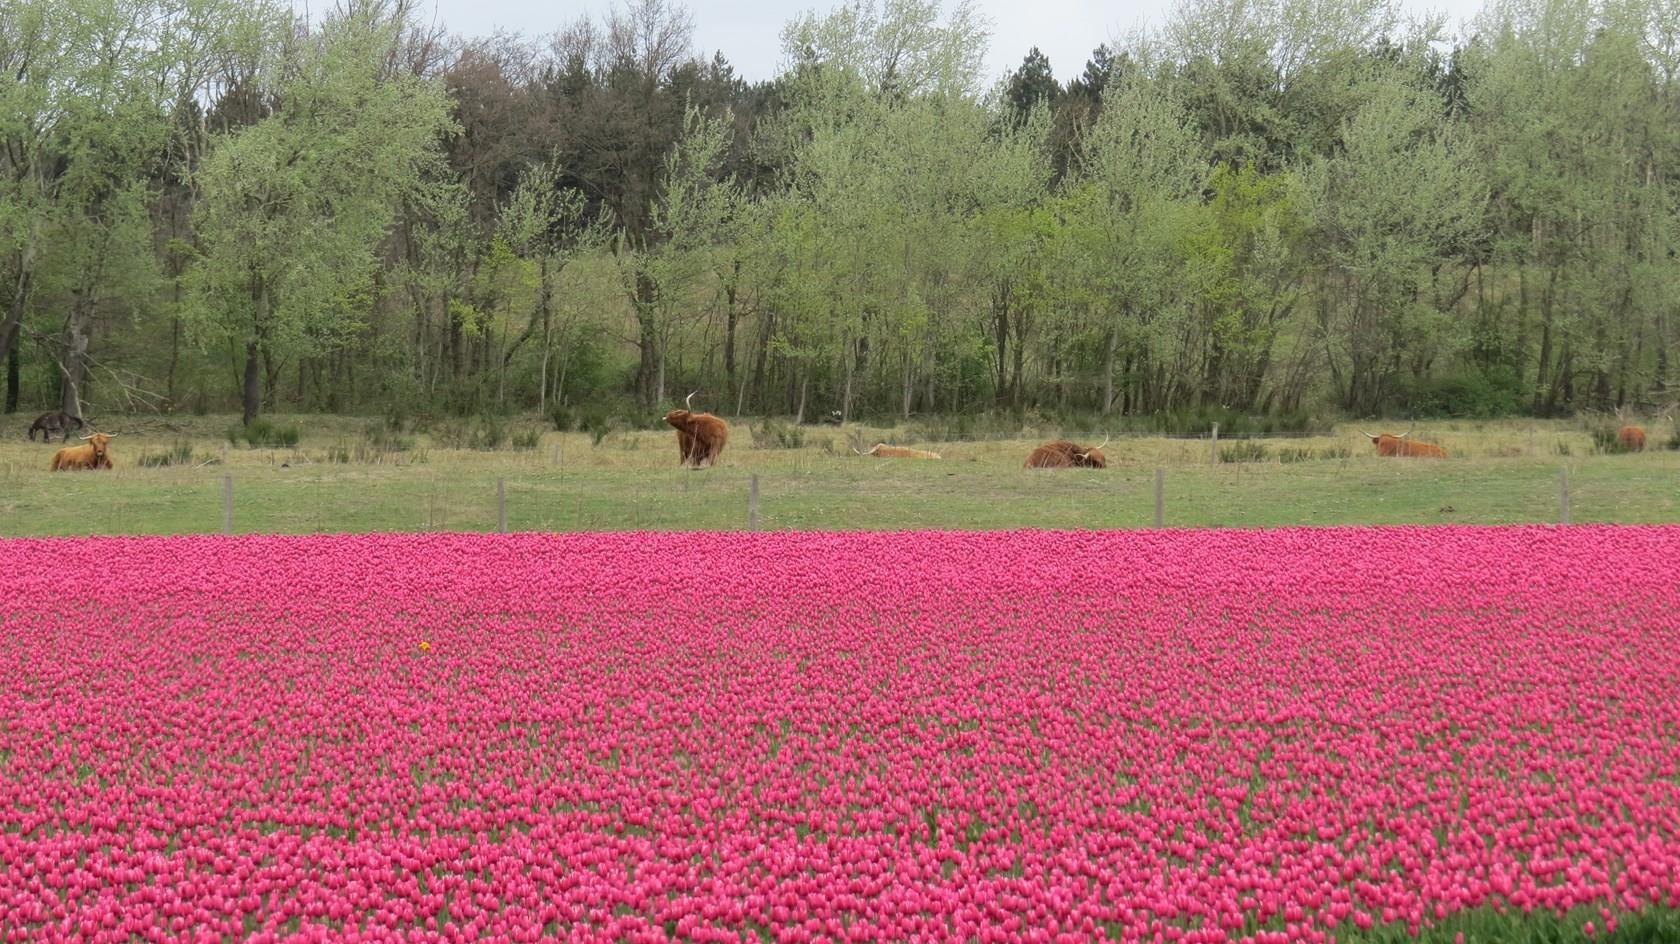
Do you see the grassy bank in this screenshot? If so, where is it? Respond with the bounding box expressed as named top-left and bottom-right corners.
top-left (2, 414), bottom-right (1676, 536)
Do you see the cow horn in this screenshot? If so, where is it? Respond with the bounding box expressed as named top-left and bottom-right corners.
top-left (1357, 429), bottom-right (1378, 442)
top-left (685, 391), bottom-right (696, 411)
top-left (78, 432), bottom-right (93, 440)
top-left (1399, 423), bottom-right (1414, 439)
top-left (1077, 435), bottom-right (1110, 459)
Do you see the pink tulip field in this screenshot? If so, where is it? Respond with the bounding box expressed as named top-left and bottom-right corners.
top-left (0, 526), bottom-right (1678, 943)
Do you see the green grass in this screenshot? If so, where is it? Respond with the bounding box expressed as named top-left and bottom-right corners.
top-left (2, 414), bottom-right (1676, 536)
top-left (1338, 904), bottom-right (1680, 943)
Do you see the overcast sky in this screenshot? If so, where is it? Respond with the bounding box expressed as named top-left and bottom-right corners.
top-left (393, 0), bottom-right (1491, 83)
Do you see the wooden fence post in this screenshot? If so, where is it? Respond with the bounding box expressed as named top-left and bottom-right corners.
top-left (222, 474), bottom-right (232, 535)
top-left (748, 474), bottom-right (760, 531)
top-left (1154, 468), bottom-right (1164, 528)
top-left (497, 478), bottom-right (507, 533)
top-left (1559, 467), bottom-right (1570, 525)
top-left (1210, 423), bottom-right (1220, 464)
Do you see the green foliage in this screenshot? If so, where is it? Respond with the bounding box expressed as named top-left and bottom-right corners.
top-left (136, 441), bottom-right (197, 468)
top-left (227, 418), bottom-right (301, 448)
top-left (1591, 427), bottom-right (1635, 455)
top-left (751, 419), bottom-right (805, 449)
top-left (326, 430), bottom-right (424, 465)
top-left (365, 424), bottom-right (416, 453)
top-left (511, 429), bottom-right (541, 451)
top-left (1219, 441), bottom-right (1271, 463)
top-left (9, 0), bottom-right (1680, 429)
top-left (185, 2), bottom-right (455, 422)
top-left (1402, 368), bottom-right (1529, 419)
top-left (432, 416), bottom-right (509, 451)
top-left (1278, 445), bottom-right (1352, 463)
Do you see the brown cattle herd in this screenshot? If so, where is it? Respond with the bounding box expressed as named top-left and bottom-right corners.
top-left (18, 403), bottom-right (1671, 472)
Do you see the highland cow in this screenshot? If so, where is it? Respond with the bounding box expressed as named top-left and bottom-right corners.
top-left (50, 432), bottom-right (116, 471)
top-left (1359, 428), bottom-right (1448, 458)
top-left (28, 411), bottom-right (84, 442)
top-left (664, 393), bottom-right (729, 468)
top-left (859, 443), bottom-right (942, 460)
top-left (1025, 437), bottom-right (1108, 469)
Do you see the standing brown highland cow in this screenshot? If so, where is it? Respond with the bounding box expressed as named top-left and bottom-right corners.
top-left (664, 392), bottom-right (729, 468)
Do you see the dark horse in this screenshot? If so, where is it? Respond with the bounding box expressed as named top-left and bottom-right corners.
top-left (28, 411), bottom-right (85, 442)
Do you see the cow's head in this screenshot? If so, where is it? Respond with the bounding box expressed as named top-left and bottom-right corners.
top-left (1359, 424), bottom-right (1412, 448)
top-left (1075, 436), bottom-right (1109, 468)
top-left (667, 391), bottom-right (710, 429)
top-left (80, 431), bottom-right (115, 463)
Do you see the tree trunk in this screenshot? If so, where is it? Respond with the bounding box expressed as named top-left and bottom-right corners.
top-left (242, 339), bottom-right (261, 425)
top-left (632, 267), bottom-right (659, 409)
top-left (167, 293), bottom-right (182, 408)
top-left (0, 254), bottom-right (34, 375)
top-left (243, 279), bottom-right (269, 425)
top-left (723, 260), bottom-right (740, 393)
top-left (841, 343), bottom-right (855, 423)
top-left (59, 295), bottom-right (92, 418)
top-left (262, 346), bottom-right (282, 411)
top-left (992, 282), bottom-right (1010, 405)
top-left (1102, 327), bottom-right (1117, 414)
top-left (3, 327), bottom-right (18, 414)
top-left (538, 257), bottom-right (553, 415)
top-left (795, 374), bottom-right (808, 425)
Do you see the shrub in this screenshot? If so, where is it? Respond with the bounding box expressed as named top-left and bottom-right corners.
top-left (511, 429), bottom-right (541, 451)
top-left (752, 418), bottom-right (805, 449)
top-left (1319, 446), bottom-right (1351, 460)
top-left (327, 425), bottom-right (419, 464)
top-left (1401, 367), bottom-right (1528, 419)
top-left (432, 416), bottom-right (508, 451)
top-left (1219, 441), bottom-right (1271, 463)
top-left (227, 418), bottom-right (301, 448)
top-left (365, 424), bottom-right (415, 454)
top-left (137, 441), bottom-right (197, 468)
top-left (1277, 447), bottom-right (1313, 463)
top-left (1590, 426), bottom-right (1633, 455)
top-left (548, 405), bottom-right (574, 432)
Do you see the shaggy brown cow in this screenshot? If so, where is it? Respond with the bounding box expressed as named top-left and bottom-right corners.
top-left (664, 393), bottom-right (729, 468)
top-left (1359, 428), bottom-right (1448, 458)
top-left (1025, 437), bottom-right (1108, 469)
top-left (1618, 425), bottom-right (1647, 452)
top-left (859, 443), bottom-right (942, 460)
top-left (28, 411), bottom-right (84, 442)
top-left (50, 432), bottom-right (116, 471)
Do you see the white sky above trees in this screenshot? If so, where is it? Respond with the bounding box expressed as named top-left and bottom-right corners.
top-left (391, 0), bottom-right (1492, 82)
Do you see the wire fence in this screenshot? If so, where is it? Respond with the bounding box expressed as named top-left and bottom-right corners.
top-left (10, 463), bottom-right (1623, 539)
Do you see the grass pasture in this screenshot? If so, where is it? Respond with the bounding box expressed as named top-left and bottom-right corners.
top-left (1, 414), bottom-right (1677, 536)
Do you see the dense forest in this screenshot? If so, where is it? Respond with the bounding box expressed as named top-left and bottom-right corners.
top-left (3, 0), bottom-right (1678, 429)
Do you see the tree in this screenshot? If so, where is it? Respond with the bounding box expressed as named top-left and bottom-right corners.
top-left (188, 3), bottom-right (455, 424)
top-left (0, 0), bottom-right (279, 415)
top-left (1303, 67), bottom-right (1485, 414)
top-left (497, 158), bottom-right (609, 412)
top-left (1069, 72), bottom-right (1205, 413)
top-left (1005, 47), bottom-right (1060, 122)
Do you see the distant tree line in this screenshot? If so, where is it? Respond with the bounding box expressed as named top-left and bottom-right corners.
top-left (3, 0), bottom-right (1678, 427)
